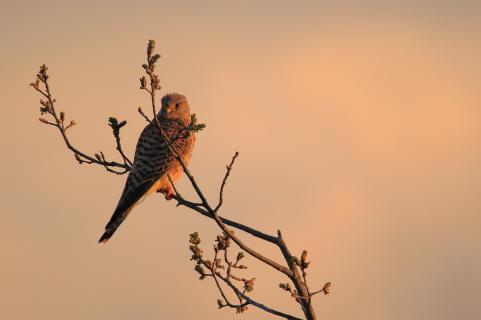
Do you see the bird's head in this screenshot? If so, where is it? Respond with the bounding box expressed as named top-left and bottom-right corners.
top-left (159, 93), bottom-right (190, 123)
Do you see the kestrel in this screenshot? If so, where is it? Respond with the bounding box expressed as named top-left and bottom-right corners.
top-left (98, 93), bottom-right (195, 243)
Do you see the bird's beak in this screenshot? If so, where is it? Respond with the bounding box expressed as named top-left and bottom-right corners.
top-left (160, 106), bottom-right (172, 116)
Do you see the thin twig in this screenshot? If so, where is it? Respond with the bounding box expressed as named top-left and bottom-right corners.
top-left (214, 269), bottom-right (302, 320)
top-left (211, 250), bottom-right (249, 310)
top-left (215, 151), bottom-right (239, 212)
top-left (138, 107), bottom-right (152, 124)
top-left (112, 128), bottom-right (133, 167)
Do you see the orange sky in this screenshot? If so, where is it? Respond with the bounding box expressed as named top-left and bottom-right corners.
top-left (1, 1), bottom-right (481, 319)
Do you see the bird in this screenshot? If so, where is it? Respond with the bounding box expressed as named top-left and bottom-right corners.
top-left (98, 93), bottom-right (195, 243)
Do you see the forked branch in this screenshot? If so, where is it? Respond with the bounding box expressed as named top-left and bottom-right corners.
top-left (31, 65), bottom-right (131, 175)
top-left (31, 40), bottom-right (330, 320)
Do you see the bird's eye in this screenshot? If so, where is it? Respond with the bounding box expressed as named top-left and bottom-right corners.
top-left (175, 103), bottom-right (180, 109)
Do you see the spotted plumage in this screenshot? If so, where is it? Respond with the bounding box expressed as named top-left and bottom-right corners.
top-left (99, 93), bottom-right (195, 243)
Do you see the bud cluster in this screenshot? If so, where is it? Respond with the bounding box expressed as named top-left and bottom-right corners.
top-left (188, 231), bottom-right (254, 314)
top-left (108, 117), bottom-right (127, 137)
top-left (141, 40), bottom-right (162, 91)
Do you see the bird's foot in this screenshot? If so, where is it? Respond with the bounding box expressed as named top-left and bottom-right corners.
top-left (157, 185), bottom-right (175, 201)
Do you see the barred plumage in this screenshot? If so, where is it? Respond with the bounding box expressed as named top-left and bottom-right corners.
top-left (99, 93), bottom-right (195, 243)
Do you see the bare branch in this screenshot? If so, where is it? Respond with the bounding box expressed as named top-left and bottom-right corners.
top-left (277, 231), bottom-right (317, 319)
top-left (108, 117), bottom-right (133, 167)
top-left (311, 282), bottom-right (331, 296)
top-left (209, 192), bottom-right (292, 276)
top-left (215, 151), bottom-right (239, 212)
top-left (170, 193), bottom-right (278, 242)
top-left (32, 40), bottom-right (329, 320)
top-left (137, 107), bottom-right (152, 124)
top-left (31, 65), bottom-right (131, 175)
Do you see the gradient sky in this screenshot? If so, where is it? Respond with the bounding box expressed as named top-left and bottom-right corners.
top-left (1, 1), bottom-right (481, 319)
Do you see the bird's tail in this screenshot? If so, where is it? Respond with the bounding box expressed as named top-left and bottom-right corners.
top-left (98, 207), bottom-right (134, 243)
top-left (98, 224), bottom-right (119, 243)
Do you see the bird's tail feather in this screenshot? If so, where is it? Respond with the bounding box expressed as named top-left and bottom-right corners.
top-left (98, 224), bottom-right (121, 243)
top-left (98, 206), bottom-right (134, 243)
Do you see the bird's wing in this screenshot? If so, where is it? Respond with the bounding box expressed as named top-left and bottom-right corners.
top-left (99, 121), bottom-right (180, 242)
